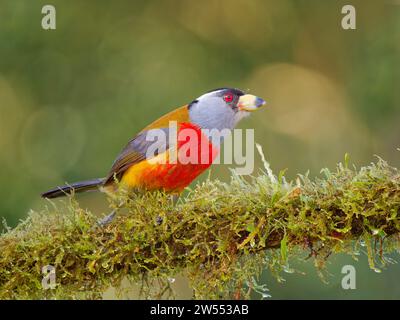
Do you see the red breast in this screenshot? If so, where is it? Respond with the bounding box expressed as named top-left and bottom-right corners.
top-left (121, 122), bottom-right (219, 193)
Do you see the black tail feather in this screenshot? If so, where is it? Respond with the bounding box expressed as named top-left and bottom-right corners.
top-left (41, 178), bottom-right (105, 199)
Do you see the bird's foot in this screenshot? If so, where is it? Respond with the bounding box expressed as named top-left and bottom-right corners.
top-left (97, 210), bottom-right (117, 227)
top-left (171, 194), bottom-right (180, 204)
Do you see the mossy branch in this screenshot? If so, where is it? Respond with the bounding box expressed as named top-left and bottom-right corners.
top-left (1, 156), bottom-right (400, 299)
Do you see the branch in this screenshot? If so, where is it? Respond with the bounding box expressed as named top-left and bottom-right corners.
top-left (1, 156), bottom-right (400, 299)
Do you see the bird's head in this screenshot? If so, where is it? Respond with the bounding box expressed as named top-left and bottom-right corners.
top-left (188, 88), bottom-right (266, 131)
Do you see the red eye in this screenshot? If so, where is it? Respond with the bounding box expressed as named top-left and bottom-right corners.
top-left (223, 93), bottom-right (234, 103)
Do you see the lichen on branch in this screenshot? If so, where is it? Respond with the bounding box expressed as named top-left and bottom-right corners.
top-left (1, 156), bottom-right (400, 299)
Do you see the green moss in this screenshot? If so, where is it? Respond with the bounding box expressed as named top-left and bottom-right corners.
top-left (1, 156), bottom-right (400, 299)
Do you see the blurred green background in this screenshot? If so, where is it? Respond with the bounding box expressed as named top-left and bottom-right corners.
top-left (1, 0), bottom-right (400, 299)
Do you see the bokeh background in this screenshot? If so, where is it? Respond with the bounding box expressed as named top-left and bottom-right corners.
top-left (1, 0), bottom-right (400, 299)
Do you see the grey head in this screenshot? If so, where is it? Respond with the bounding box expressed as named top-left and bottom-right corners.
top-left (188, 88), bottom-right (266, 131)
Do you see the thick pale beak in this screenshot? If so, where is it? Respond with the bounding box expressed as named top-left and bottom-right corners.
top-left (237, 94), bottom-right (266, 112)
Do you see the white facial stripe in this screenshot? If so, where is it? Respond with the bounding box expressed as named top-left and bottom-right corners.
top-left (234, 110), bottom-right (251, 124)
top-left (197, 90), bottom-right (224, 101)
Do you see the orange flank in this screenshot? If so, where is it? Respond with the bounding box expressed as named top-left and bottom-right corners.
top-left (121, 122), bottom-right (219, 192)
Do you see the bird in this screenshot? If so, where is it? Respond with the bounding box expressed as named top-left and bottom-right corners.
top-left (41, 88), bottom-right (266, 222)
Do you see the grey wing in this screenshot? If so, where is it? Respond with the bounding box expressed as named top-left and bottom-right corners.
top-left (105, 128), bottom-right (170, 183)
